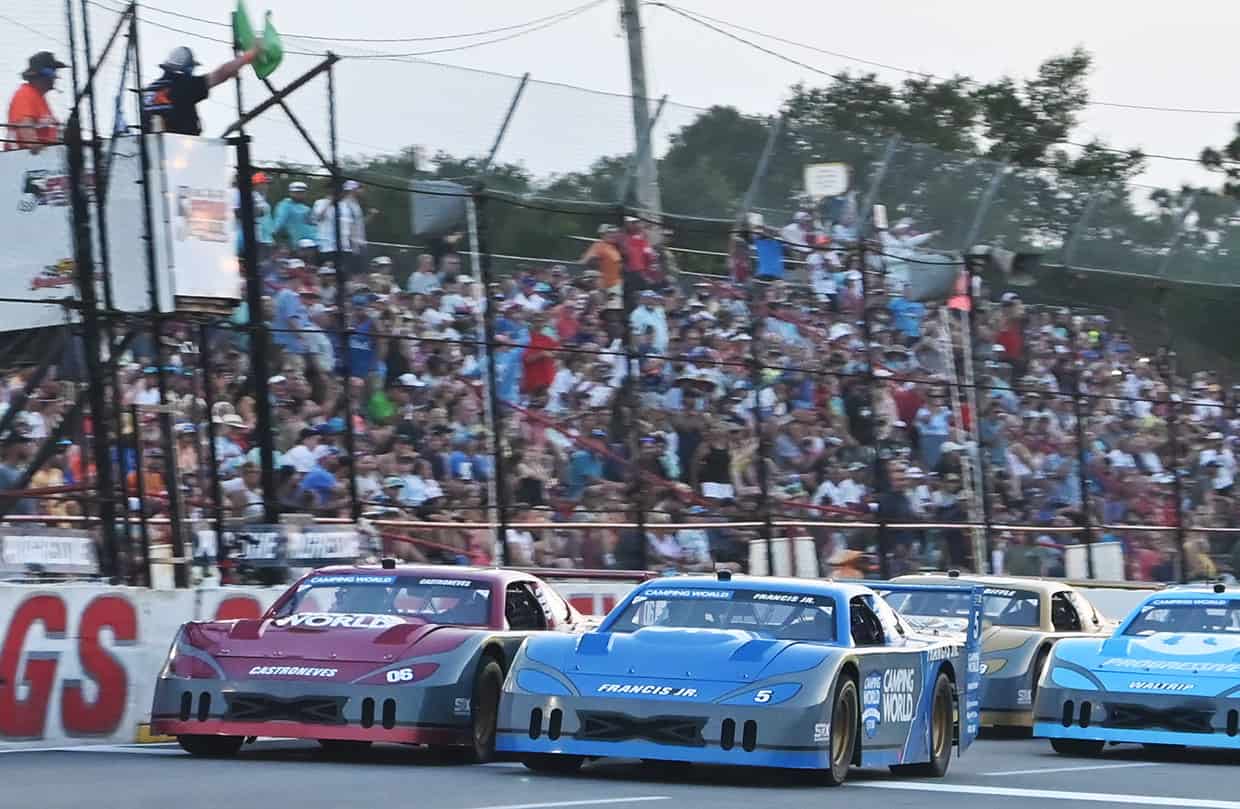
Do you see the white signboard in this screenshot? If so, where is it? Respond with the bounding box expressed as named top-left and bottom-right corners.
top-left (0, 134), bottom-right (236, 333)
top-left (0, 146), bottom-right (84, 330)
top-left (803, 162), bottom-right (850, 200)
top-left (155, 134), bottom-right (240, 303)
top-left (0, 528), bottom-right (98, 575)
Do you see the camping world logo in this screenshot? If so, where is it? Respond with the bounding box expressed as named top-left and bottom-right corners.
top-left (861, 671), bottom-right (882, 738)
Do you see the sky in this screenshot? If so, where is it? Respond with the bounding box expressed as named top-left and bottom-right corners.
top-left (2, 0), bottom-right (1237, 195)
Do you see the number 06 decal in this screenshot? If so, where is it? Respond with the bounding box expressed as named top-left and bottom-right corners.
top-left (753, 689), bottom-right (773, 703)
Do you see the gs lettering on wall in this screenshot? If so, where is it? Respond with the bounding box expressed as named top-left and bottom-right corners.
top-left (0, 594), bottom-right (136, 739)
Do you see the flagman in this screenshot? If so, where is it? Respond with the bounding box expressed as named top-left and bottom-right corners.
top-left (141, 42), bottom-right (262, 136)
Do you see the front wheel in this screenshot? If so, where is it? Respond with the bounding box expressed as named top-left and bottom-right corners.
top-left (523, 754), bottom-right (585, 774)
top-left (469, 658), bottom-right (504, 763)
top-left (818, 675), bottom-right (858, 787)
top-left (891, 672), bottom-right (953, 778)
top-left (1051, 738), bottom-right (1105, 757)
top-left (177, 734), bottom-right (243, 757)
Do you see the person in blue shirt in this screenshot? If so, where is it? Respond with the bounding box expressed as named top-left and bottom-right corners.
top-left (888, 284), bottom-right (925, 345)
top-left (299, 450), bottom-right (342, 509)
top-left (272, 181), bottom-right (316, 246)
top-left (448, 431), bottom-right (492, 482)
top-left (492, 335), bottom-right (523, 406)
top-left (272, 282), bottom-right (311, 356)
top-left (754, 230), bottom-right (785, 280)
top-left (348, 297), bottom-right (376, 378)
top-left (567, 434), bottom-right (606, 499)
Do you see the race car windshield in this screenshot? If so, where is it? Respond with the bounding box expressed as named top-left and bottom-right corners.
top-left (883, 588), bottom-right (1040, 628)
top-left (609, 589), bottom-right (837, 642)
top-left (1124, 601), bottom-right (1240, 635)
top-left (276, 574), bottom-right (493, 626)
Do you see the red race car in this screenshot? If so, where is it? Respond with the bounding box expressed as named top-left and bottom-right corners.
top-left (151, 562), bottom-right (638, 759)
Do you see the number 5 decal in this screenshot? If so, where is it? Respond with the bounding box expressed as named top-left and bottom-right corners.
top-left (753, 689), bottom-right (773, 703)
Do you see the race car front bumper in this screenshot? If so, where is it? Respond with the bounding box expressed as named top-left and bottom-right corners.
top-left (151, 675), bottom-right (472, 746)
top-left (496, 691), bottom-right (835, 770)
top-left (1034, 684), bottom-right (1240, 749)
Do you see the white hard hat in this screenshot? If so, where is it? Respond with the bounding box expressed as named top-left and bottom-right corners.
top-left (160, 46), bottom-right (199, 74)
top-left (289, 181), bottom-right (308, 192)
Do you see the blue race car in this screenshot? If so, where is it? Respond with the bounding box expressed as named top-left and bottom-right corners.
top-left (1034, 583), bottom-right (1240, 755)
top-left (496, 572), bottom-right (982, 786)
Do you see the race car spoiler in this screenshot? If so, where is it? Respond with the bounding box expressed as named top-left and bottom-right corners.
top-left (868, 581), bottom-right (985, 750)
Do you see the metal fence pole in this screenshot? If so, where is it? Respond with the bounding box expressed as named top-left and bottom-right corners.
top-left (199, 322), bottom-right (226, 576)
top-left (617, 205), bottom-right (648, 567)
top-left (962, 160), bottom-right (1008, 250)
top-left (65, 111), bottom-right (118, 579)
top-left (741, 224), bottom-right (776, 576)
top-left (1069, 323), bottom-right (1096, 579)
top-left (616, 95), bottom-right (668, 208)
top-left (327, 59), bottom-right (360, 522)
top-left (128, 403), bottom-right (152, 586)
top-left (963, 255), bottom-right (995, 571)
top-left (473, 188), bottom-right (510, 565)
top-left (233, 135), bottom-right (278, 524)
top-left (479, 72), bottom-right (530, 175)
top-left (130, 13), bottom-right (187, 587)
top-left (464, 196), bottom-right (499, 537)
top-left (739, 115), bottom-right (783, 219)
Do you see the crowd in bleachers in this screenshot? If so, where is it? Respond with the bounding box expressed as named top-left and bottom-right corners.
top-left (2, 176), bottom-right (1237, 583)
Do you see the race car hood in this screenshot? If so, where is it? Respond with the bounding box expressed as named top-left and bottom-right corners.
top-left (1059, 632), bottom-right (1240, 679)
top-left (527, 626), bottom-right (832, 688)
top-left (181, 613), bottom-right (477, 665)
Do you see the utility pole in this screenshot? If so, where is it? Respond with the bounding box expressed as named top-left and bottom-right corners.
top-left (619, 0), bottom-right (663, 218)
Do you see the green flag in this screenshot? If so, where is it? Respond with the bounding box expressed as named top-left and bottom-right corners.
top-left (231, 0), bottom-right (256, 51)
top-left (253, 12), bottom-right (284, 79)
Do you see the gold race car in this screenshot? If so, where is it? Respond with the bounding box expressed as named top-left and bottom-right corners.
top-left (877, 573), bottom-right (1114, 728)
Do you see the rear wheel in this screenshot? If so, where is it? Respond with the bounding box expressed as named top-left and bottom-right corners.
top-left (469, 658), bottom-right (504, 763)
top-left (1050, 738), bottom-right (1105, 757)
top-left (891, 673), bottom-right (953, 778)
top-left (523, 754), bottom-right (585, 774)
top-left (317, 739), bottom-right (372, 756)
top-left (177, 734), bottom-right (243, 757)
top-left (818, 675), bottom-right (858, 787)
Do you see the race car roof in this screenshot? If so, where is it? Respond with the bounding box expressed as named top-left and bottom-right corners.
top-left (1136, 585), bottom-right (1240, 605)
top-left (892, 573), bottom-right (1069, 596)
top-left (631, 574), bottom-right (876, 600)
top-left (307, 564), bottom-right (534, 585)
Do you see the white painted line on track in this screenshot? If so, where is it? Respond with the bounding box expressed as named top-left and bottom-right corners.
top-left (982, 762), bottom-right (1162, 776)
top-left (461, 798), bottom-right (670, 809)
top-left (854, 782), bottom-right (1240, 808)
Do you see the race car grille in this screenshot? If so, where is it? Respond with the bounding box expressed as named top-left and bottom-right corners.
top-left (576, 711), bottom-right (707, 747)
top-left (1102, 703), bottom-right (1214, 734)
top-left (224, 693), bottom-right (348, 725)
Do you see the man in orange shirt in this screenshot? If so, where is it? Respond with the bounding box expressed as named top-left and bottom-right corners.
top-left (6, 52), bottom-right (67, 152)
top-left (581, 223), bottom-right (624, 315)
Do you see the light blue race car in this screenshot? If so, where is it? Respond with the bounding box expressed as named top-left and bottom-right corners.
top-left (1034, 583), bottom-right (1240, 755)
top-left (496, 572), bottom-right (983, 786)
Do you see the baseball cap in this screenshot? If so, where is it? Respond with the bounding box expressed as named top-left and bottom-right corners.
top-left (289, 181), bottom-right (308, 192)
top-left (383, 476), bottom-right (405, 489)
top-left (343, 180), bottom-right (361, 191)
top-left (297, 238), bottom-right (317, 250)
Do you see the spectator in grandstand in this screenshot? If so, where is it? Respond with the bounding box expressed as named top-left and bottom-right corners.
top-left (6, 51), bottom-right (67, 152)
top-left (141, 43), bottom-right (262, 136)
top-left (273, 181), bottom-right (316, 246)
top-left (580, 225), bottom-right (624, 328)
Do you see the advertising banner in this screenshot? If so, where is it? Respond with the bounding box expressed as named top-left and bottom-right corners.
top-left (0, 528), bottom-right (99, 576)
top-left (0, 134), bottom-right (236, 334)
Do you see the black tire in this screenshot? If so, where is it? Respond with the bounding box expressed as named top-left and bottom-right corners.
top-left (1030, 647), bottom-right (1050, 708)
top-left (523, 754), bottom-right (585, 774)
top-left (177, 734), bottom-right (244, 757)
top-left (469, 658), bottom-right (504, 763)
top-left (818, 675), bottom-right (858, 787)
top-left (891, 672), bottom-right (953, 778)
top-left (1051, 738), bottom-right (1105, 756)
top-left (317, 739), bottom-right (373, 756)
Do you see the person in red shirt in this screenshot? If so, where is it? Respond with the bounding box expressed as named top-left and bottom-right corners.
top-left (521, 312), bottom-right (560, 396)
top-left (621, 216), bottom-right (656, 285)
top-left (6, 52), bottom-right (67, 152)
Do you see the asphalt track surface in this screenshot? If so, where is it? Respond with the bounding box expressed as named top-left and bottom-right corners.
top-left (6, 733), bottom-right (1240, 809)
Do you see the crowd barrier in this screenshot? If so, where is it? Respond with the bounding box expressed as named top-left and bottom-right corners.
top-left (0, 577), bottom-right (639, 750)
